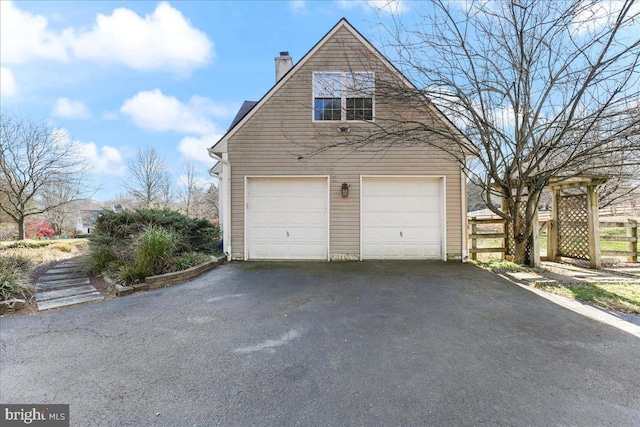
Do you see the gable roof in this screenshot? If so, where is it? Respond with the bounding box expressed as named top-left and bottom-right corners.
top-left (209, 18), bottom-right (467, 155)
top-left (229, 101), bottom-right (258, 130)
top-left (78, 209), bottom-right (105, 227)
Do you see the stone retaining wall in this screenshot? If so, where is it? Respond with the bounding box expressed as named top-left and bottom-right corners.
top-left (115, 255), bottom-right (226, 297)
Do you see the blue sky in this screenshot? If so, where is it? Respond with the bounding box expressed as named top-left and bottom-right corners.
top-left (0, 0), bottom-right (405, 202)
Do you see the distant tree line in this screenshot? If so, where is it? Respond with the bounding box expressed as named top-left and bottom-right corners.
top-left (0, 113), bottom-right (218, 240)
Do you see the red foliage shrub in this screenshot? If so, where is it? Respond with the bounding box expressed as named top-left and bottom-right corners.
top-left (25, 218), bottom-right (55, 239)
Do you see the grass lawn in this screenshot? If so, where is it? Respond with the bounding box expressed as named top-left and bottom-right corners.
top-left (535, 281), bottom-right (640, 315)
top-left (0, 239), bottom-right (89, 265)
top-left (469, 258), bottom-right (535, 273)
top-left (471, 258), bottom-right (640, 315)
top-left (0, 238), bottom-right (88, 248)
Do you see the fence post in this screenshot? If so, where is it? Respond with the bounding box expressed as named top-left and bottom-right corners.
top-left (586, 185), bottom-right (601, 269)
top-left (549, 189), bottom-right (559, 261)
top-left (502, 198), bottom-right (511, 257)
top-left (471, 217), bottom-right (477, 261)
top-left (503, 217), bottom-right (508, 260)
top-left (531, 209), bottom-right (540, 267)
top-left (629, 220), bottom-right (638, 263)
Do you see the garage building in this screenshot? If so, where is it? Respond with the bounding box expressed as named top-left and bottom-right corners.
top-left (209, 19), bottom-right (467, 262)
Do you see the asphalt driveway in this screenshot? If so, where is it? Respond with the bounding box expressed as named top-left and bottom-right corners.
top-left (1, 261), bottom-right (639, 426)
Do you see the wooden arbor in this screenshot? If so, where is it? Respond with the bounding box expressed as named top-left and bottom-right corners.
top-left (539, 176), bottom-right (607, 269)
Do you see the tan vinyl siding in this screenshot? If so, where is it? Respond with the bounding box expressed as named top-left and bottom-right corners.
top-left (228, 25), bottom-right (463, 260)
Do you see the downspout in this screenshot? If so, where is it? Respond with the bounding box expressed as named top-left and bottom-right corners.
top-left (208, 148), bottom-right (232, 262)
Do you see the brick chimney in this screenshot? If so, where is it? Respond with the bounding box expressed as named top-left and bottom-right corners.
top-left (275, 51), bottom-right (293, 82)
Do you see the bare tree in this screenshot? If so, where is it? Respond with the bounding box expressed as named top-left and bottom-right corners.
top-left (192, 181), bottom-right (219, 220)
top-left (39, 181), bottom-right (80, 236)
top-left (178, 162), bottom-right (219, 219)
top-left (179, 161), bottom-right (199, 217)
top-left (0, 192), bottom-right (11, 224)
top-left (0, 114), bottom-right (94, 240)
top-left (124, 147), bottom-right (173, 208)
top-left (298, 0), bottom-right (640, 264)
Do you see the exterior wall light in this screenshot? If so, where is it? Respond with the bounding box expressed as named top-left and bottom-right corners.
top-left (341, 183), bottom-right (349, 197)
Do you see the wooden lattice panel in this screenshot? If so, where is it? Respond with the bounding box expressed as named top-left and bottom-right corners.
top-left (557, 193), bottom-right (589, 260)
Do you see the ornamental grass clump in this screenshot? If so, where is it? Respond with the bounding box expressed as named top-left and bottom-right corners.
top-left (89, 208), bottom-right (219, 285)
top-left (0, 256), bottom-right (32, 301)
top-left (134, 226), bottom-right (181, 277)
top-left (175, 252), bottom-right (211, 271)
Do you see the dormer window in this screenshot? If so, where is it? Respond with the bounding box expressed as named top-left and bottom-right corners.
top-left (313, 72), bottom-right (374, 121)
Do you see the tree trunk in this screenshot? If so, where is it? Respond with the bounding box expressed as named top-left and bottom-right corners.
top-left (18, 218), bottom-right (25, 240)
top-left (508, 198), bottom-right (532, 265)
top-left (513, 237), bottom-right (528, 265)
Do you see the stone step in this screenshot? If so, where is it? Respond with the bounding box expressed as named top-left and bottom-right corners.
top-left (36, 285), bottom-right (98, 302)
top-left (47, 266), bottom-right (85, 274)
top-left (42, 266), bottom-right (85, 274)
top-left (36, 278), bottom-right (91, 291)
top-left (39, 272), bottom-right (86, 282)
top-left (37, 292), bottom-right (103, 311)
top-left (57, 262), bottom-right (84, 268)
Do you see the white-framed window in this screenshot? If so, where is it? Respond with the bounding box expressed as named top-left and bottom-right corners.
top-left (313, 72), bottom-right (374, 121)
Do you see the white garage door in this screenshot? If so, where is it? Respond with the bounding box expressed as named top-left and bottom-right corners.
top-left (361, 177), bottom-right (444, 260)
top-left (247, 177), bottom-right (328, 260)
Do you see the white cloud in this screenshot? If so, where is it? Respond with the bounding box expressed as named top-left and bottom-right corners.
top-left (336, 0), bottom-right (407, 15)
top-left (70, 2), bottom-right (213, 75)
top-left (572, 1), bottom-right (640, 34)
top-left (75, 141), bottom-right (126, 176)
top-left (427, 86), bottom-right (476, 129)
top-left (290, 1), bottom-right (307, 13)
top-left (430, 87), bottom-right (519, 130)
top-left (101, 111), bottom-right (119, 120)
top-left (187, 95), bottom-right (238, 119)
top-left (367, 0), bottom-right (407, 14)
top-left (178, 134), bottom-right (222, 164)
top-left (0, 1), bottom-right (213, 75)
top-left (120, 89), bottom-right (234, 135)
top-left (447, 0), bottom-right (495, 13)
top-left (492, 105), bottom-right (516, 128)
top-left (336, 0), bottom-right (359, 10)
top-left (51, 127), bottom-right (125, 175)
top-left (52, 97), bottom-right (92, 119)
top-left (0, 67), bottom-right (17, 97)
top-left (120, 89), bottom-right (235, 164)
top-left (0, 1), bottom-right (68, 64)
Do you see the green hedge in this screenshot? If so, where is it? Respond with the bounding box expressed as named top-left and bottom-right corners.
top-left (1, 241), bottom-right (53, 249)
top-left (91, 208), bottom-right (219, 254)
top-left (89, 208), bottom-right (220, 285)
